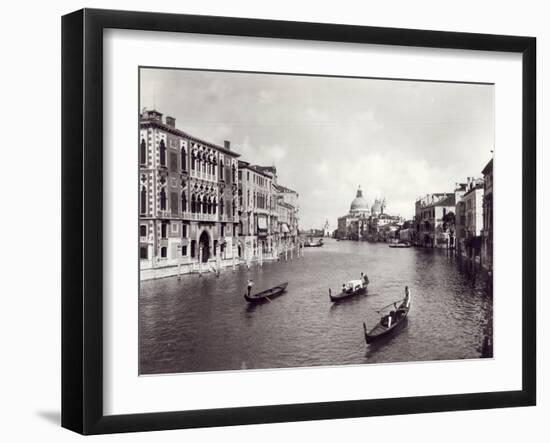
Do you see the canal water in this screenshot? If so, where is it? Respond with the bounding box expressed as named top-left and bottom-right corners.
top-left (140, 238), bottom-right (493, 374)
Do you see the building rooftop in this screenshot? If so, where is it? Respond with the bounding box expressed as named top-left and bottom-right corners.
top-left (482, 158), bottom-right (493, 175)
top-left (416, 193), bottom-right (455, 208)
top-left (140, 110), bottom-right (239, 158)
top-left (274, 183), bottom-right (298, 194)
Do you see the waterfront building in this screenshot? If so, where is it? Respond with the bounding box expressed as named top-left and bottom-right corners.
top-left (456, 176), bottom-right (484, 261)
top-left (481, 159), bottom-right (493, 271)
top-left (399, 221), bottom-right (415, 243)
top-left (273, 182), bottom-right (300, 252)
top-left (366, 212), bottom-right (403, 242)
top-left (414, 192), bottom-right (456, 248)
top-left (139, 109), bottom-right (240, 280)
top-left (336, 186), bottom-right (370, 240)
top-left (238, 161), bottom-right (277, 263)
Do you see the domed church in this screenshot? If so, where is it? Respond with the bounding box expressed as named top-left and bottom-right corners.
top-left (349, 186), bottom-right (371, 217)
top-left (336, 186), bottom-right (371, 240)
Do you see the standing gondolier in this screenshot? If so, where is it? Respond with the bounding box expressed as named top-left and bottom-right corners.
top-left (247, 278), bottom-right (255, 297)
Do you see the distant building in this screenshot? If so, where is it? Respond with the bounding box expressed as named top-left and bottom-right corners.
top-left (366, 212), bottom-right (403, 242)
top-left (336, 186), bottom-right (370, 240)
top-left (323, 219), bottom-right (332, 237)
top-left (481, 159), bottom-right (493, 271)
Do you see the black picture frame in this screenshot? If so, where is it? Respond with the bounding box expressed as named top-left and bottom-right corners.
top-left (62, 8), bottom-right (536, 435)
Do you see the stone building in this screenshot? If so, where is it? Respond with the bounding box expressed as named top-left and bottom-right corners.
top-left (456, 176), bottom-right (484, 261)
top-left (336, 186), bottom-right (370, 240)
top-left (414, 192), bottom-right (456, 248)
top-left (139, 109), bottom-right (240, 280)
top-left (273, 182), bottom-right (300, 254)
top-left (238, 161), bottom-right (278, 262)
top-left (481, 159), bottom-right (493, 271)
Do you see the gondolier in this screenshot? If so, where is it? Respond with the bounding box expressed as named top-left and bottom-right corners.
top-left (363, 288), bottom-right (412, 344)
top-left (247, 279), bottom-right (255, 297)
top-left (244, 282), bottom-right (288, 303)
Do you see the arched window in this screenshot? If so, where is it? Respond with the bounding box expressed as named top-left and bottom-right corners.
top-left (140, 139), bottom-right (146, 165)
top-left (202, 196), bottom-right (208, 214)
top-left (181, 192), bottom-right (187, 212)
top-left (159, 140), bottom-right (166, 166)
top-left (191, 194), bottom-right (196, 213)
top-left (139, 225), bottom-right (147, 237)
top-left (232, 200), bottom-right (236, 216)
top-left (160, 188), bottom-right (166, 210)
top-left (140, 186), bottom-right (147, 214)
top-left (220, 160), bottom-right (224, 180)
top-left (207, 197), bottom-right (212, 214)
top-left (220, 199), bottom-right (224, 216)
top-left (181, 148), bottom-right (187, 172)
top-left (160, 246), bottom-right (167, 258)
top-left (213, 198), bottom-right (217, 215)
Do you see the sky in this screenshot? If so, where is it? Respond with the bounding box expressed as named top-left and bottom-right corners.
top-left (140, 68), bottom-right (494, 230)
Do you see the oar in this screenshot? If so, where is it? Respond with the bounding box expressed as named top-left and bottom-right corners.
top-left (376, 299), bottom-right (404, 313)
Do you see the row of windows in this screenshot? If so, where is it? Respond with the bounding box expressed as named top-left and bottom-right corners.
top-left (140, 139), bottom-right (241, 187)
top-left (140, 139), bottom-right (188, 172)
top-left (254, 174), bottom-right (269, 187)
top-left (140, 186), bottom-right (235, 216)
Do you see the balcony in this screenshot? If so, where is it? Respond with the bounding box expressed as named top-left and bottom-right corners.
top-left (219, 215), bottom-right (239, 223)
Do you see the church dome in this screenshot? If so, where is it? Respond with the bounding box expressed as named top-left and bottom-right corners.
top-left (350, 187), bottom-right (369, 214)
top-left (371, 198), bottom-right (386, 215)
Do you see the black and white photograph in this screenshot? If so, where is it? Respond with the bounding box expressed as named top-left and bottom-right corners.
top-left (138, 67), bottom-right (494, 375)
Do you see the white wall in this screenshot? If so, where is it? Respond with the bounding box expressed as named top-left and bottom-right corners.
top-left (0, 0), bottom-right (545, 442)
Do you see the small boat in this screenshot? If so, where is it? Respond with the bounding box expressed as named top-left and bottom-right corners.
top-left (389, 242), bottom-right (411, 248)
top-left (330, 279), bottom-right (368, 302)
top-left (304, 237), bottom-right (324, 247)
top-left (244, 282), bottom-right (288, 303)
top-left (363, 292), bottom-right (411, 344)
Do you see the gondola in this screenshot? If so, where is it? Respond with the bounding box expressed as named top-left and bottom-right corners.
top-left (304, 238), bottom-right (324, 247)
top-left (388, 242), bottom-right (411, 248)
top-left (329, 279), bottom-right (368, 302)
top-left (244, 282), bottom-right (288, 303)
top-left (363, 291), bottom-right (411, 344)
